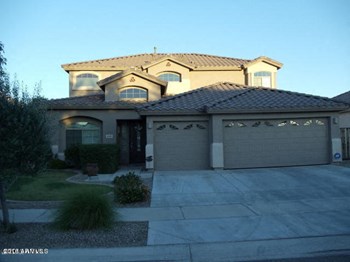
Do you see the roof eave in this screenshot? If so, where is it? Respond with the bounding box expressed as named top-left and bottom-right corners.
top-left (206, 107), bottom-right (348, 114)
top-left (243, 56), bottom-right (283, 69)
top-left (61, 65), bottom-right (130, 72)
top-left (192, 66), bottom-right (242, 71)
top-left (138, 110), bottom-right (205, 116)
top-left (48, 104), bottom-right (136, 110)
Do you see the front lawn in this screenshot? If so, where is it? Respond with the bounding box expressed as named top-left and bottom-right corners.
top-left (6, 170), bottom-right (112, 201)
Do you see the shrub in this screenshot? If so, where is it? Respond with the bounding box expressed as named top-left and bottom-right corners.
top-left (47, 158), bottom-right (67, 169)
top-left (79, 144), bottom-right (119, 174)
top-left (114, 172), bottom-right (149, 204)
top-left (64, 145), bottom-right (81, 168)
top-left (54, 189), bottom-right (115, 230)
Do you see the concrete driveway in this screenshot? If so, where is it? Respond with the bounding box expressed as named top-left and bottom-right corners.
top-left (148, 165), bottom-right (350, 250)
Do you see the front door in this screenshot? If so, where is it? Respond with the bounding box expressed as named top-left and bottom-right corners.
top-left (129, 121), bottom-right (146, 163)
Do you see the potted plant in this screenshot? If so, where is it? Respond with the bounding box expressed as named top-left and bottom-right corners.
top-left (86, 163), bottom-right (98, 176)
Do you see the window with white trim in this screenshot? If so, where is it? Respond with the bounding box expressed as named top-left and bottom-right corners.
top-left (66, 121), bottom-right (101, 148)
top-left (120, 88), bottom-right (147, 100)
top-left (253, 71), bottom-right (271, 87)
top-left (75, 73), bottom-right (99, 89)
top-left (158, 72), bottom-right (181, 82)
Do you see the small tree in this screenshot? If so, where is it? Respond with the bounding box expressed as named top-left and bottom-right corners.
top-left (0, 42), bottom-right (51, 228)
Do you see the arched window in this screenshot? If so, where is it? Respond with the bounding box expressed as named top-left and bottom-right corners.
top-left (120, 88), bottom-right (147, 100)
top-left (158, 72), bottom-right (181, 82)
top-left (253, 71), bottom-right (271, 87)
top-left (75, 73), bottom-right (99, 89)
top-left (65, 120), bottom-right (101, 148)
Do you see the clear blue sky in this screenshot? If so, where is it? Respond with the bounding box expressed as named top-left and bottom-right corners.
top-left (1, 0), bottom-right (349, 99)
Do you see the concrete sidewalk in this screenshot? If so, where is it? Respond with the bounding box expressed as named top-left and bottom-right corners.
top-left (1, 202), bottom-right (254, 223)
top-left (2, 206), bottom-right (185, 223)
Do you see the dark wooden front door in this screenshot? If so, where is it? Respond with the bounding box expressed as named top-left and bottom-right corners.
top-left (129, 121), bottom-right (146, 163)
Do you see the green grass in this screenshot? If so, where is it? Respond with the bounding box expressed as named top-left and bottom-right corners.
top-left (6, 170), bottom-right (112, 201)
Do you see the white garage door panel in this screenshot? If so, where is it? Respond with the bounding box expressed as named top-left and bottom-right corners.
top-left (154, 121), bottom-right (209, 170)
top-left (224, 118), bottom-right (330, 169)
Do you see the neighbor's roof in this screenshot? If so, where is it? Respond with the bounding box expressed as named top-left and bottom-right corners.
top-left (138, 82), bottom-right (348, 115)
top-left (48, 94), bottom-right (147, 110)
top-left (61, 53), bottom-right (282, 71)
top-left (333, 90), bottom-right (350, 104)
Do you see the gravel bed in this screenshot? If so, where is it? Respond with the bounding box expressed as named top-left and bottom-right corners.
top-left (0, 222), bottom-right (148, 249)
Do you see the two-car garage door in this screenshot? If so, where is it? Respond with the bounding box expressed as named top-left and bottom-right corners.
top-left (223, 118), bottom-right (330, 168)
top-left (153, 118), bottom-right (330, 170)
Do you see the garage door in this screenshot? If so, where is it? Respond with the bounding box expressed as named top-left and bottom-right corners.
top-left (154, 121), bottom-right (209, 170)
top-left (223, 118), bottom-right (330, 168)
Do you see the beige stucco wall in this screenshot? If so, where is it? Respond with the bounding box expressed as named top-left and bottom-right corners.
top-left (190, 70), bottom-right (244, 89)
top-left (104, 74), bottom-right (162, 102)
top-left (69, 71), bottom-right (119, 97)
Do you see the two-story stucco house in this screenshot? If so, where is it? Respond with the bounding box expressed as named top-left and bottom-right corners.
top-left (48, 52), bottom-right (347, 170)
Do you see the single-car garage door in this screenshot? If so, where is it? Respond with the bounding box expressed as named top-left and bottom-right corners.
top-left (154, 121), bottom-right (209, 170)
top-left (224, 118), bottom-right (330, 169)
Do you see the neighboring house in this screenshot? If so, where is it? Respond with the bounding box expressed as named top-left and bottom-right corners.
top-left (333, 91), bottom-right (350, 159)
top-left (48, 53), bottom-right (347, 170)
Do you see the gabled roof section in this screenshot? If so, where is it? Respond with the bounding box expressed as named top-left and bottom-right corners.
top-left (97, 69), bottom-right (167, 88)
top-left (141, 56), bottom-right (194, 70)
top-left (243, 56), bottom-right (283, 69)
top-left (138, 82), bottom-right (347, 115)
top-left (47, 94), bottom-right (147, 110)
top-left (333, 90), bottom-right (350, 105)
top-left (61, 53), bottom-right (254, 71)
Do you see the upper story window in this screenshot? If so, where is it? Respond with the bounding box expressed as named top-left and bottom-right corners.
top-left (75, 73), bottom-right (99, 89)
top-left (158, 72), bottom-right (181, 82)
top-left (253, 71), bottom-right (271, 88)
top-left (120, 88), bottom-right (147, 100)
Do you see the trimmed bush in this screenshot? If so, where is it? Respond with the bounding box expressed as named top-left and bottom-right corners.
top-left (79, 144), bottom-right (119, 174)
top-left (47, 158), bottom-right (68, 169)
top-left (114, 172), bottom-right (149, 204)
top-left (54, 189), bottom-right (115, 230)
top-left (64, 145), bottom-right (81, 168)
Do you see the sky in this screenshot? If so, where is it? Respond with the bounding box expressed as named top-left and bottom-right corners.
top-left (1, 0), bottom-right (349, 99)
